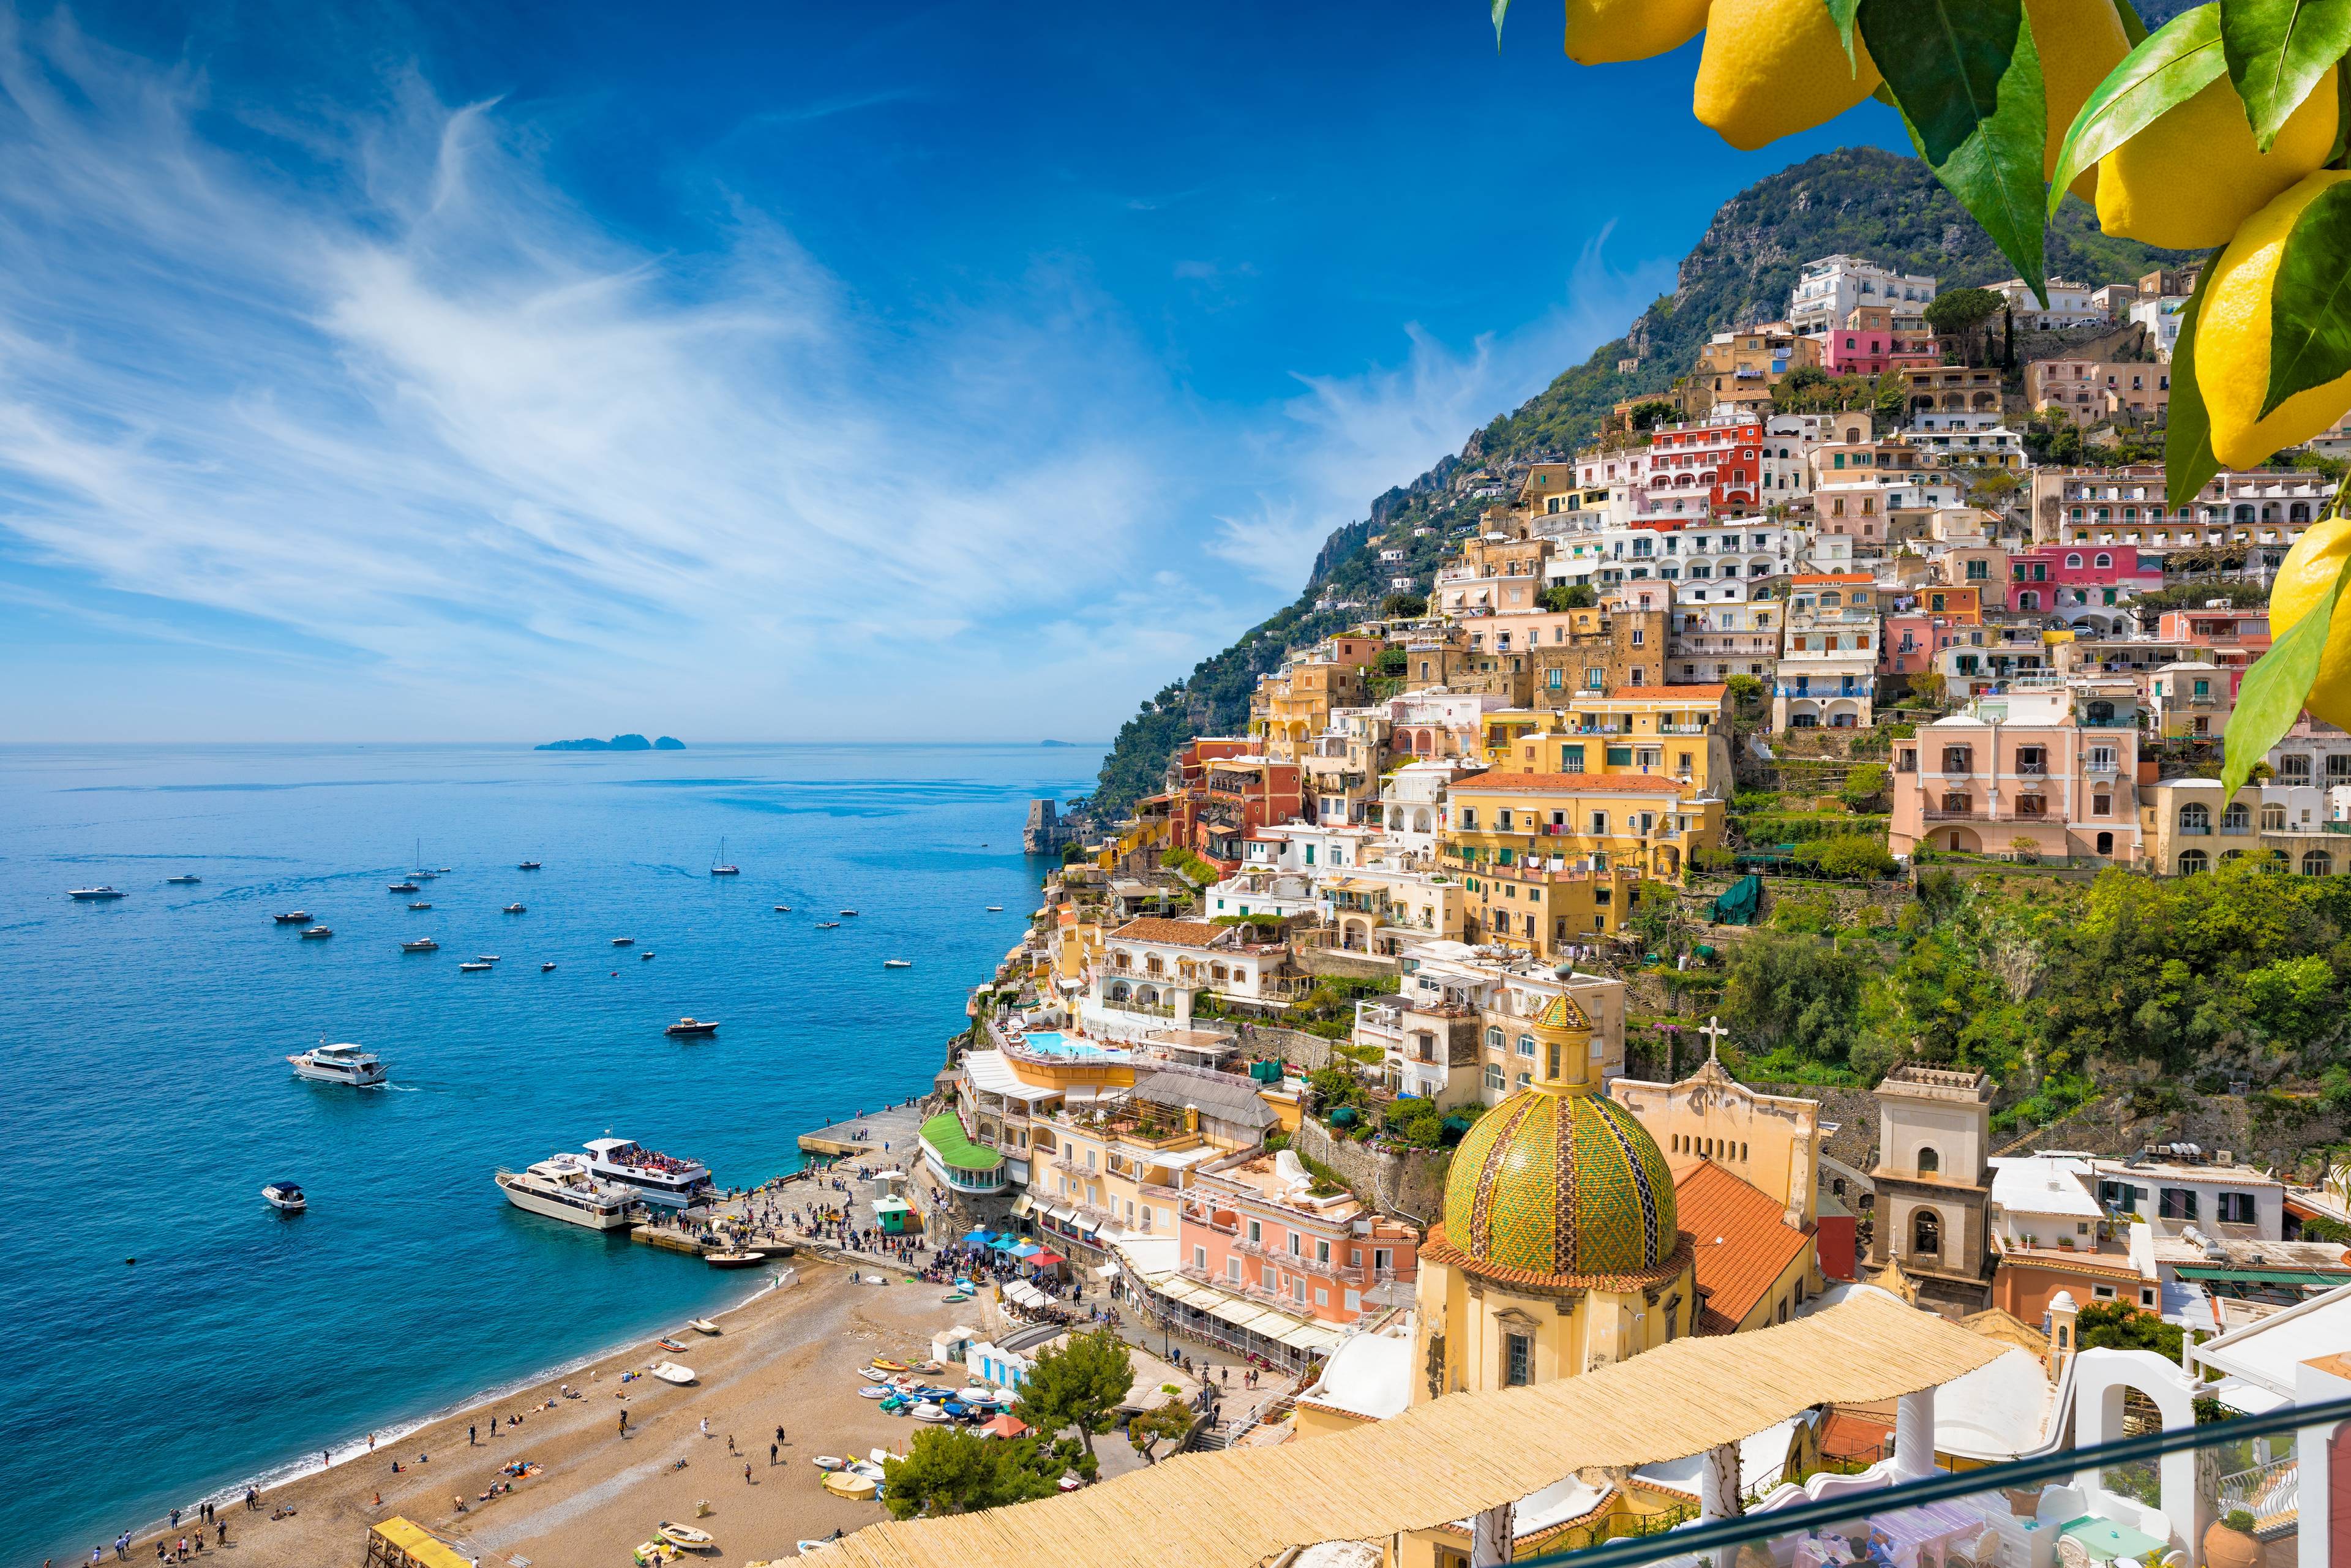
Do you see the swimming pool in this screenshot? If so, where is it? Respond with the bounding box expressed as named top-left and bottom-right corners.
top-left (1022, 1030), bottom-right (1122, 1059)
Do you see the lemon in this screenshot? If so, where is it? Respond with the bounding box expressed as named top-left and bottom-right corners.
top-left (1565, 0), bottom-right (1710, 64)
top-left (2031, 0), bottom-right (2131, 201)
top-left (2096, 75), bottom-right (2338, 249)
top-left (2267, 511), bottom-right (2351, 729)
top-left (1694, 0), bottom-right (1881, 151)
top-left (2197, 171), bottom-right (2351, 470)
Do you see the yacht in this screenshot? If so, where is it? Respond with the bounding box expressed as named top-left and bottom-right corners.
top-left (388, 880), bottom-right (421, 894)
top-left (493, 1153), bottom-right (634, 1230)
top-left (262, 1180), bottom-right (307, 1212)
top-left (287, 1040), bottom-right (387, 1087)
top-left (664, 1017), bottom-right (719, 1037)
top-left (69, 886), bottom-right (126, 900)
top-left (272, 911), bottom-right (311, 924)
top-left (882, 959), bottom-right (912, 969)
top-left (400, 937), bottom-right (439, 953)
top-left (839, 909), bottom-right (858, 917)
top-left (518, 860), bottom-right (541, 871)
top-left (166, 874), bottom-right (201, 885)
top-left (408, 840), bottom-right (436, 880)
top-left (710, 838), bottom-right (739, 876)
top-left (503, 903), bottom-right (527, 914)
top-left (639, 951), bottom-right (655, 961)
top-left (301, 925), bottom-right (333, 939)
top-left (582, 1137), bottom-right (713, 1209)
top-left (611, 936), bottom-right (635, 947)
top-left (408, 901), bottom-right (432, 910)
top-left (460, 960), bottom-right (493, 972)
top-left (541, 961), bottom-right (557, 972)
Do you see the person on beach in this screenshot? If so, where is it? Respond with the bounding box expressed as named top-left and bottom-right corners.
top-left (770, 1441), bottom-right (778, 1465)
top-left (743, 1462), bottom-right (753, 1484)
top-left (469, 1424), bottom-right (476, 1445)
top-left (618, 1410), bottom-right (629, 1436)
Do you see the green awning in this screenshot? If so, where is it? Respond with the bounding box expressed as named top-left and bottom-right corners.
top-left (920, 1113), bottom-right (1003, 1172)
top-left (2174, 1266), bottom-right (2350, 1286)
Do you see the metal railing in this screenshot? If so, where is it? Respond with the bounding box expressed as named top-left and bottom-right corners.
top-left (2215, 1453), bottom-right (2298, 1529)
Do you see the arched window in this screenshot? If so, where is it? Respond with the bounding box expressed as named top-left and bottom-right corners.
top-left (1831, 1177), bottom-right (1846, 1196)
top-left (2087, 700), bottom-right (2114, 722)
top-left (1485, 1026), bottom-right (1504, 1051)
top-left (2095, 553), bottom-right (2112, 568)
top-left (1912, 1209), bottom-right (1943, 1256)
top-left (1110, 980), bottom-right (1131, 1001)
top-left (2305, 850), bottom-right (2333, 876)
top-left (2222, 801), bottom-right (2251, 831)
top-left (2066, 553), bottom-right (2083, 568)
top-left (1517, 1034), bottom-right (1537, 1059)
top-left (1918, 1146), bottom-right (1940, 1176)
top-left (2178, 849), bottom-right (2209, 874)
top-left (2179, 802), bottom-right (2210, 832)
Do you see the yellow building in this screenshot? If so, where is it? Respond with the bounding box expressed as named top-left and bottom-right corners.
top-left (1609, 1045), bottom-right (1824, 1228)
top-left (1444, 773), bottom-right (1723, 948)
top-left (1496, 686), bottom-right (1736, 798)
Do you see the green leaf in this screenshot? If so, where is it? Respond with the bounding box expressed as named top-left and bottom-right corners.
top-left (2165, 255), bottom-right (2225, 509)
top-left (2221, 549), bottom-right (2351, 798)
top-left (2118, 0), bottom-right (2152, 46)
top-left (1825, 0), bottom-right (1864, 68)
top-left (2220, 0), bottom-right (2351, 149)
top-left (2049, 4), bottom-right (2229, 216)
top-left (1867, 0), bottom-right (2050, 299)
top-left (1491, 0), bottom-right (1511, 46)
top-left (2263, 179), bottom-right (2351, 418)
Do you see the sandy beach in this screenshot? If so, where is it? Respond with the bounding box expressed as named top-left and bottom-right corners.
top-left (112, 1261), bottom-right (988, 1568)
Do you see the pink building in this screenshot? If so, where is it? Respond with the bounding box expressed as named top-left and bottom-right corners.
top-left (2153, 606), bottom-right (2272, 654)
top-left (1821, 306), bottom-right (1940, 377)
top-left (1176, 1148), bottom-right (1419, 1328)
top-left (1881, 612), bottom-right (1986, 676)
top-left (1889, 680), bottom-right (2143, 863)
top-left (2007, 544), bottom-right (2163, 616)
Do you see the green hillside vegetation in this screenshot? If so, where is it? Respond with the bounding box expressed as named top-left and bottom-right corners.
top-left (1092, 148), bottom-right (2191, 816)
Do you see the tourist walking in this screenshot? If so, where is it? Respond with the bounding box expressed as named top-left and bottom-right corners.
top-left (770, 1441), bottom-right (778, 1465)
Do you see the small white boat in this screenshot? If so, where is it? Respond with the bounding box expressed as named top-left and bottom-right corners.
top-left (541, 962), bottom-right (557, 972)
top-left (910, 1402), bottom-right (949, 1422)
top-left (408, 901), bottom-right (432, 910)
top-left (687, 1318), bottom-right (721, 1335)
top-left (815, 921), bottom-right (841, 929)
top-left (882, 959), bottom-right (912, 969)
top-left (69, 886), bottom-right (126, 900)
top-left (812, 1454), bottom-right (847, 1471)
top-left (866, 1448), bottom-right (894, 1466)
top-left (985, 906), bottom-right (1003, 912)
top-left (649, 1361), bottom-right (696, 1385)
top-left (301, 925), bottom-right (333, 939)
top-left (640, 951), bottom-right (655, 960)
top-left (503, 903), bottom-right (526, 914)
top-left (272, 911), bottom-right (310, 924)
top-left (400, 938), bottom-right (438, 952)
top-left (261, 1180), bottom-right (306, 1211)
top-left (460, 961), bottom-right (493, 972)
top-left (166, 874), bottom-right (201, 885)
top-left (518, 860), bottom-right (541, 870)
top-left (839, 909), bottom-right (858, 917)
top-left (656, 1521), bottom-right (716, 1551)
top-left (475, 954), bottom-right (501, 962)
top-left (846, 1461), bottom-right (886, 1481)
top-left (612, 936), bottom-right (635, 947)
top-left (857, 1385), bottom-right (891, 1399)
top-left (774, 904), bottom-right (792, 912)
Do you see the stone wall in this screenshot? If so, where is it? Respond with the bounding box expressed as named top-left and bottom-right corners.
top-left (1292, 946), bottom-right (1401, 982)
top-left (1293, 1116), bottom-right (1450, 1225)
top-left (1230, 1022), bottom-right (1333, 1073)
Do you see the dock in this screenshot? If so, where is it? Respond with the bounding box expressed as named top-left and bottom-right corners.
top-left (797, 1102), bottom-right (924, 1160)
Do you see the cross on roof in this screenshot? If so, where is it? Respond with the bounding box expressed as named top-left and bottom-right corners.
top-left (1698, 1015), bottom-right (1729, 1063)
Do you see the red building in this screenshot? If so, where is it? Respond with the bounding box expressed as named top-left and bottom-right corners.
top-left (1162, 738), bottom-right (1304, 870)
top-left (1646, 414), bottom-right (1765, 511)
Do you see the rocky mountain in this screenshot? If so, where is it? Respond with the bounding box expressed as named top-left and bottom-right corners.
top-left (1088, 146), bottom-right (2192, 817)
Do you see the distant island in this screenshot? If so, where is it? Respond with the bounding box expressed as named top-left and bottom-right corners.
top-left (1039, 739), bottom-right (1077, 747)
top-left (536, 734), bottom-right (686, 752)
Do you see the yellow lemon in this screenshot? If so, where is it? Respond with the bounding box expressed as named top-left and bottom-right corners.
top-left (2265, 511), bottom-right (2351, 729)
top-left (2030, 0), bottom-right (2131, 201)
top-left (2096, 75), bottom-right (2338, 249)
top-left (1564, 0), bottom-right (1710, 64)
top-left (1694, 0), bottom-right (1881, 151)
top-left (2197, 170), bottom-right (2351, 470)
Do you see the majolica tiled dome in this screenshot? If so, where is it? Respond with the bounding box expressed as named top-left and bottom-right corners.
top-left (1441, 1083), bottom-right (1678, 1286)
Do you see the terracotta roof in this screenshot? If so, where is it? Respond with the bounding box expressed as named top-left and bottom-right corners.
top-left (1453, 772), bottom-right (1692, 795)
top-left (1793, 573), bottom-right (1875, 585)
top-left (1818, 1409), bottom-right (1892, 1463)
top-left (1673, 1160), bottom-right (1815, 1335)
top-left (1110, 918), bottom-right (1226, 949)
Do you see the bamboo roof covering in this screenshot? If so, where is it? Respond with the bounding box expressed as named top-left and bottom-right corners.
top-left (823, 1294), bottom-right (2001, 1568)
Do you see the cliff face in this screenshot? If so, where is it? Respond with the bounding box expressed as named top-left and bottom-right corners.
top-left (1088, 146), bottom-right (2192, 817)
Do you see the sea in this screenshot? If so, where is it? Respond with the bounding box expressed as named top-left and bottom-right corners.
top-left (0, 741), bottom-right (1101, 1566)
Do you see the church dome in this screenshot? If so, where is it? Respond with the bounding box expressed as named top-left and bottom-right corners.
top-left (1439, 1078), bottom-right (1681, 1287)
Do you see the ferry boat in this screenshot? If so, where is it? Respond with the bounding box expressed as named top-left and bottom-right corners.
top-left (710, 838), bottom-right (739, 876)
top-left (287, 1040), bottom-right (387, 1086)
top-left (493, 1154), bottom-right (634, 1230)
top-left (582, 1137), bottom-right (713, 1209)
top-left (272, 911), bottom-right (311, 924)
top-left (664, 1017), bottom-right (719, 1037)
top-left (301, 925), bottom-right (333, 939)
top-left (69, 886), bottom-right (126, 900)
top-left (518, 860), bottom-right (542, 871)
top-left (166, 874), bottom-right (201, 885)
top-left (400, 937), bottom-right (439, 952)
top-left (262, 1180), bottom-right (306, 1212)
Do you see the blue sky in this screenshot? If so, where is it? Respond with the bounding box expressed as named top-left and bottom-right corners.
top-left (0, 1), bottom-right (1906, 742)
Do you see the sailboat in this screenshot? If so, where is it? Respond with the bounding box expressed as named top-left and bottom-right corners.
top-left (409, 838), bottom-right (437, 880)
top-left (710, 838), bottom-right (740, 876)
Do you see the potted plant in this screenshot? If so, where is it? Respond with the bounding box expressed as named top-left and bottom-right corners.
top-left (2203, 1509), bottom-right (2265, 1568)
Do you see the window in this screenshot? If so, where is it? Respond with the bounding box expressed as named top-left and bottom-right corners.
top-left (2179, 849), bottom-right (2209, 874)
top-left (1941, 745), bottom-right (1973, 773)
top-left (1918, 1146), bottom-right (1940, 1176)
top-left (1228, 1258), bottom-right (1242, 1282)
top-left (1374, 1247), bottom-right (1392, 1272)
top-left (2179, 802), bottom-right (2211, 833)
top-left (1505, 1332), bottom-right (1532, 1387)
top-left (1911, 1209), bottom-right (1943, 1255)
top-left (1288, 1232), bottom-right (1302, 1256)
top-left (1262, 1264), bottom-right (1275, 1290)
top-left (1316, 1239), bottom-right (1331, 1264)
top-left (2217, 1192), bottom-right (2257, 1225)
top-left (1483, 1062), bottom-right (1504, 1090)
top-left (1247, 1219), bottom-right (1262, 1245)
top-left (1193, 1245), bottom-right (1207, 1270)
top-left (2159, 1187), bottom-right (2199, 1220)
top-left (1516, 1033), bottom-right (1537, 1058)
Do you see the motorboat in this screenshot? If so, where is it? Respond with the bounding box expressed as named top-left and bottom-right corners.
top-left (640, 951), bottom-right (656, 961)
top-left (815, 921), bottom-right (840, 929)
top-left (648, 1361), bottom-right (696, 1385)
top-left (518, 860), bottom-right (541, 870)
top-left (821, 1471), bottom-right (877, 1501)
top-left (773, 904), bottom-right (792, 912)
top-left (866, 1448), bottom-right (895, 1468)
top-left (166, 874), bottom-right (201, 885)
top-left (437, 868), bottom-right (450, 874)
top-left (287, 1040), bottom-right (386, 1086)
top-left (388, 880), bottom-right (420, 893)
top-left (69, 886), bottom-right (126, 900)
top-left (611, 936), bottom-right (635, 947)
top-left (300, 925), bottom-right (333, 939)
top-left (541, 961), bottom-right (557, 972)
top-left (710, 838), bottom-right (739, 876)
top-left (475, 954), bottom-right (501, 962)
top-left (811, 1454), bottom-right (848, 1471)
top-left (408, 901), bottom-right (432, 910)
top-left (656, 1522), bottom-right (717, 1552)
top-left (704, 1250), bottom-right (762, 1268)
top-left (272, 911), bottom-right (310, 923)
top-left (261, 1180), bottom-right (306, 1211)
top-left (839, 909), bottom-right (858, 917)
top-left (582, 1137), bottom-right (713, 1209)
top-left (857, 1385), bottom-right (891, 1400)
top-left (503, 903), bottom-right (526, 914)
top-left (882, 959), bottom-right (912, 969)
top-left (985, 905), bottom-right (1003, 912)
top-left (910, 1403), bottom-right (949, 1423)
top-left (664, 1018), bottom-right (719, 1038)
top-left (493, 1154), bottom-right (634, 1230)
top-left (460, 961), bottom-right (493, 972)
top-left (400, 938), bottom-right (438, 952)
top-left (687, 1318), bottom-right (721, 1335)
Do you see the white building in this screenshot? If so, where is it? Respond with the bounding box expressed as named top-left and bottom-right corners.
top-left (2130, 294), bottom-right (2189, 361)
top-left (2091, 1152), bottom-right (2286, 1242)
top-left (1992, 276), bottom-right (2106, 331)
top-left (1788, 255), bottom-right (1937, 337)
top-left (1671, 597), bottom-right (1783, 683)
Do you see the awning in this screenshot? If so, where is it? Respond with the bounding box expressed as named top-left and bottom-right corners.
top-left (1030, 1250), bottom-right (1065, 1267)
top-left (1046, 1206), bottom-right (1076, 1225)
top-left (1008, 1195), bottom-right (1033, 1218)
top-left (2175, 1266), bottom-right (2351, 1286)
top-left (1093, 1263), bottom-right (1120, 1280)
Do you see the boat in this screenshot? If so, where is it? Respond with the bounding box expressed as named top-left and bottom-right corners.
top-left (811, 1455), bottom-right (847, 1471)
top-left (910, 1403), bottom-right (949, 1423)
top-left (821, 1472), bottom-right (878, 1501)
top-left (611, 936), bottom-right (635, 947)
top-left (687, 1318), bottom-right (721, 1335)
top-left (408, 840), bottom-right (436, 880)
top-left (649, 1361), bottom-right (696, 1385)
top-left (475, 954), bottom-right (501, 962)
top-left (408, 901), bottom-right (432, 910)
top-left (541, 962), bottom-right (557, 972)
top-left (287, 1040), bottom-right (387, 1087)
top-left (710, 838), bottom-right (739, 876)
top-left (493, 1155), bottom-right (634, 1230)
top-left (388, 880), bottom-right (420, 893)
top-left (703, 1250), bottom-right (762, 1268)
top-left (503, 903), bottom-right (526, 914)
top-left (460, 961), bottom-right (493, 972)
top-left (882, 959), bottom-right (912, 969)
top-left (438, 868), bottom-right (450, 874)
top-left (272, 911), bottom-right (310, 924)
top-left (656, 1522), bottom-right (716, 1552)
top-left (400, 938), bottom-right (439, 952)
top-left (839, 909), bottom-right (858, 917)
top-left (857, 1386), bottom-right (891, 1400)
top-left (985, 906), bottom-right (1003, 912)
top-left (940, 1292), bottom-right (969, 1304)
top-left (632, 1540), bottom-right (683, 1567)
top-left (518, 860), bottom-right (541, 871)
top-left (640, 951), bottom-right (656, 961)
top-left (261, 1180), bottom-right (306, 1211)
top-left (774, 905), bottom-right (792, 912)
top-left (815, 921), bottom-right (840, 929)
top-left (658, 1337), bottom-right (689, 1352)
top-left (69, 886), bottom-right (126, 900)
top-left (582, 1137), bottom-right (713, 1209)
top-left (300, 925), bottom-right (333, 939)
top-left (868, 1359), bottom-right (910, 1373)
top-left (664, 1018), bottom-right (719, 1038)
top-left (166, 874), bottom-right (201, 885)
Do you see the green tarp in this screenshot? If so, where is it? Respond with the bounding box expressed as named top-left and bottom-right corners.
top-left (1711, 874), bottom-right (1763, 926)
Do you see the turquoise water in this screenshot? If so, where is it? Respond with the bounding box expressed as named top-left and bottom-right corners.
top-left (1020, 1030), bottom-right (1119, 1059)
top-left (0, 742), bottom-right (1096, 1566)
